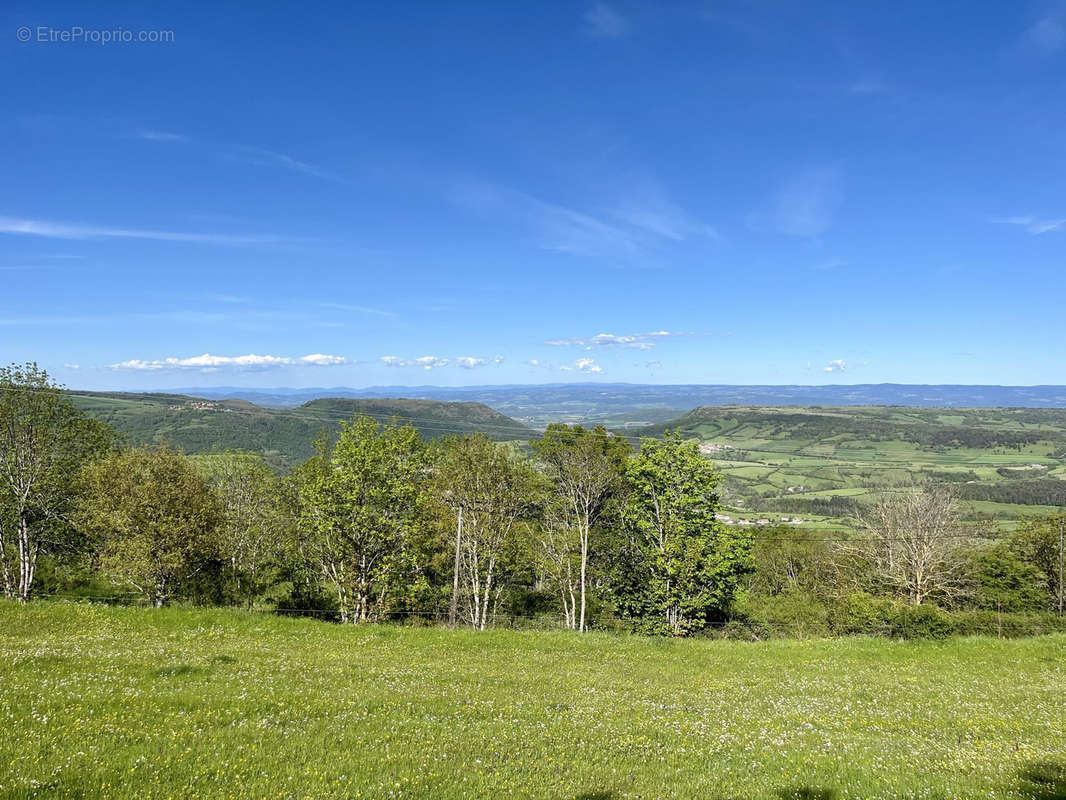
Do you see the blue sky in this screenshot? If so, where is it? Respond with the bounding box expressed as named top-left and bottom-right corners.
top-left (3, 1), bottom-right (1065, 389)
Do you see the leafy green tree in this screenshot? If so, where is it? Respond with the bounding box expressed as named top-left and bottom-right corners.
top-left (532, 424), bottom-right (629, 631)
top-left (197, 451), bottom-right (285, 608)
top-left (969, 541), bottom-right (1048, 613)
top-left (295, 416), bottom-right (428, 623)
top-left (0, 363), bottom-right (113, 601)
top-left (1009, 513), bottom-right (1066, 613)
top-left (430, 434), bottom-right (541, 629)
top-left (620, 432), bottom-right (753, 635)
top-left (747, 525), bottom-right (835, 597)
top-left (75, 447), bottom-right (222, 606)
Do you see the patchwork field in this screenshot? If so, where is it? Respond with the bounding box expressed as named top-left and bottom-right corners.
top-left (638, 406), bottom-right (1066, 529)
top-left (2, 603), bottom-right (1065, 799)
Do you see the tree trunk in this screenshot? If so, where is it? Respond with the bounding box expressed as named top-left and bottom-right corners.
top-left (449, 506), bottom-right (462, 628)
top-left (578, 524), bottom-right (588, 633)
top-left (0, 525), bottom-right (14, 600)
top-left (16, 516), bottom-right (35, 603)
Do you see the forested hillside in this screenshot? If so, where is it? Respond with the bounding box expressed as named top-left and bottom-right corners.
top-left (70, 392), bottom-right (531, 468)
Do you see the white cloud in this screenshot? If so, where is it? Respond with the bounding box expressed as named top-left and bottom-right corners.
top-left (545, 330), bottom-right (683, 350)
top-left (63, 363), bottom-right (80, 370)
top-left (382, 354), bottom-right (504, 370)
top-left (454, 355), bottom-right (505, 369)
top-left (0, 216), bottom-right (295, 246)
top-left (574, 357), bottom-right (604, 374)
top-left (381, 355), bottom-right (449, 370)
top-left (823, 359), bottom-right (847, 373)
top-left (993, 215), bottom-right (1066, 235)
top-left (299, 353), bottom-right (346, 366)
top-left (110, 352), bottom-right (348, 371)
top-left (584, 3), bottom-right (630, 37)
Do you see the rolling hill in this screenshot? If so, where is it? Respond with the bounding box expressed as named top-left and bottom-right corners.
top-left (69, 392), bottom-right (532, 469)
top-left (637, 405), bottom-right (1066, 528)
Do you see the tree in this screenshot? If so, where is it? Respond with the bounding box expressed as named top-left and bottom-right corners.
top-left (747, 525), bottom-right (835, 598)
top-left (620, 433), bottom-right (752, 635)
top-left (848, 486), bottom-right (973, 606)
top-left (532, 424), bottom-right (629, 632)
top-left (1010, 513), bottom-right (1066, 613)
top-left (430, 435), bottom-right (540, 629)
top-left (295, 416), bottom-right (427, 623)
top-left (969, 541), bottom-right (1048, 613)
top-left (197, 451), bottom-right (285, 608)
top-left (0, 363), bottom-right (113, 601)
top-left (75, 447), bottom-right (222, 606)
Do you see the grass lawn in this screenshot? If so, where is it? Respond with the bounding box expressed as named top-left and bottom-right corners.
top-left (1, 603), bottom-right (1065, 799)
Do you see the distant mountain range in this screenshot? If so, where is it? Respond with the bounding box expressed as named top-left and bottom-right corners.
top-left (168, 384), bottom-right (1066, 427)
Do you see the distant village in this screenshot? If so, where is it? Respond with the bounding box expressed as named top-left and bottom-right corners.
top-left (718, 514), bottom-right (804, 526)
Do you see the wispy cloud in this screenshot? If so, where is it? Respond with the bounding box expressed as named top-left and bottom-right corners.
top-left (583, 3), bottom-right (630, 38)
top-left (822, 359), bottom-right (847, 373)
top-left (545, 330), bottom-right (684, 350)
top-left (135, 127), bottom-right (343, 183)
top-left (109, 352), bottom-right (349, 371)
top-left (381, 354), bottom-right (504, 370)
top-left (453, 181), bottom-right (713, 263)
top-left (993, 215), bottom-right (1066, 234)
top-left (0, 216), bottom-right (297, 246)
top-left (235, 146), bottom-right (343, 182)
top-left (609, 198), bottom-right (719, 242)
top-left (319, 302), bottom-right (397, 318)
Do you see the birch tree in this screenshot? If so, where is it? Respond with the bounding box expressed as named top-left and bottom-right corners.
top-left (198, 451), bottom-right (284, 608)
top-left (431, 435), bottom-right (539, 630)
top-left (0, 363), bottom-right (112, 601)
top-left (296, 416), bottom-right (426, 623)
top-left (532, 425), bottom-right (629, 632)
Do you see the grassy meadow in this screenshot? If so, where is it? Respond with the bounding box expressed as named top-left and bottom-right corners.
top-left (2, 603), bottom-right (1065, 799)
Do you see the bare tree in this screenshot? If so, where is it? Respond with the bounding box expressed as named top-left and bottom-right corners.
top-left (846, 486), bottom-right (972, 605)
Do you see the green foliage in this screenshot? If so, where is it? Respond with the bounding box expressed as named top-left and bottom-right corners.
top-left (615, 432), bottom-right (752, 635)
top-left (532, 424), bottom-right (630, 631)
top-left (70, 392), bottom-right (531, 469)
top-left (0, 363), bottom-right (115, 600)
top-left (194, 450), bottom-right (288, 608)
top-left (969, 541), bottom-right (1049, 612)
top-left (1010, 513), bottom-right (1066, 611)
top-left (430, 434), bottom-right (542, 628)
top-left (294, 416), bottom-right (429, 622)
top-left (75, 446), bottom-right (222, 606)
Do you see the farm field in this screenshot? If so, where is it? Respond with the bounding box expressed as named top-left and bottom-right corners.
top-left (638, 406), bottom-right (1066, 529)
top-left (2, 603), bottom-right (1065, 799)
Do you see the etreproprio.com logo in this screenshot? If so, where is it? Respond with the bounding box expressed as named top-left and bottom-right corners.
top-left (16, 25), bottom-right (175, 44)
